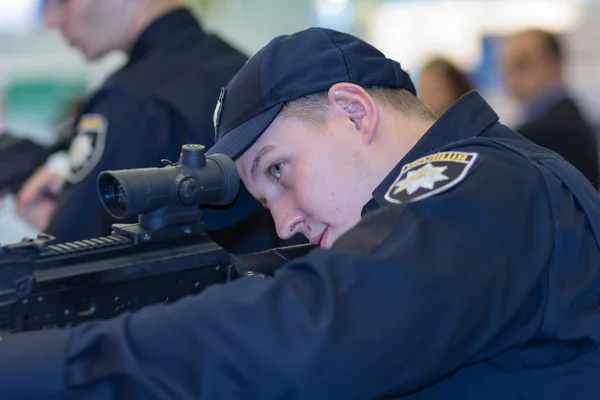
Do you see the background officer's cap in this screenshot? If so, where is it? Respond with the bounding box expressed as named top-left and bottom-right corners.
top-left (207, 27), bottom-right (416, 160)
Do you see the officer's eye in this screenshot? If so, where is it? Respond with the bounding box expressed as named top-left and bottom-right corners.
top-left (269, 162), bottom-right (285, 180)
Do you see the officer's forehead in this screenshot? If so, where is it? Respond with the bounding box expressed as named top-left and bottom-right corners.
top-left (235, 141), bottom-right (275, 183)
top-left (234, 118), bottom-right (288, 179)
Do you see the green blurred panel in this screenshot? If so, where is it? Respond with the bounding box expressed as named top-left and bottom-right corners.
top-left (4, 75), bottom-right (87, 126)
top-left (2, 74), bottom-right (88, 144)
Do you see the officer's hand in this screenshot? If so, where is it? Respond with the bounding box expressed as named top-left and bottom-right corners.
top-left (15, 166), bottom-right (66, 231)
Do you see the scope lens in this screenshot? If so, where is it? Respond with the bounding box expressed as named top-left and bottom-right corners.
top-left (99, 174), bottom-right (128, 218)
top-left (114, 184), bottom-right (128, 211)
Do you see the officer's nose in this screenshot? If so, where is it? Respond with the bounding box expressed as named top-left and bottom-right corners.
top-left (43, 0), bottom-right (63, 29)
top-left (269, 197), bottom-right (304, 240)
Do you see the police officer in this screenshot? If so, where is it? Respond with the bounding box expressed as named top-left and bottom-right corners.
top-left (1, 28), bottom-right (600, 399)
top-left (15, 0), bottom-right (288, 253)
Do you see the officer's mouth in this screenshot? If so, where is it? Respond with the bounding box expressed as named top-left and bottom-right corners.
top-left (310, 228), bottom-right (330, 248)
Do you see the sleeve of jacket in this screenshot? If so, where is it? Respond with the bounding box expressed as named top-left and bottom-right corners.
top-left (0, 145), bottom-right (556, 399)
top-left (45, 89), bottom-right (180, 242)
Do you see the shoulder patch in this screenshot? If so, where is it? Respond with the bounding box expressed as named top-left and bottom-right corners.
top-left (67, 114), bottom-right (108, 184)
top-left (384, 151), bottom-right (478, 204)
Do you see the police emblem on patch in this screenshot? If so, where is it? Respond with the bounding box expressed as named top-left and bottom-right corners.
top-left (213, 87), bottom-right (225, 143)
top-left (385, 151), bottom-right (478, 204)
top-left (67, 114), bottom-right (108, 184)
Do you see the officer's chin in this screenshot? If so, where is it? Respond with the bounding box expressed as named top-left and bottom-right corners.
top-left (81, 46), bottom-right (112, 62)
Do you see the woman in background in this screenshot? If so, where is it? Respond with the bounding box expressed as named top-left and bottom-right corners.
top-left (418, 57), bottom-right (473, 117)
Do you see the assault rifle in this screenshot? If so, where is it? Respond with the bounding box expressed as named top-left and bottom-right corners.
top-left (0, 144), bottom-right (313, 333)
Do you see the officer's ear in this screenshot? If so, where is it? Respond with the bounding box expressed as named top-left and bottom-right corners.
top-left (328, 83), bottom-right (379, 144)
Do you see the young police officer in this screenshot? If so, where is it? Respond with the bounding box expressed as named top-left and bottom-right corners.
top-left (15, 0), bottom-right (287, 253)
top-left (1, 28), bottom-right (599, 399)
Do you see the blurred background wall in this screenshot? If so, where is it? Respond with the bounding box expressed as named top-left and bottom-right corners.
top-left (0, 0), bottom-right (598, 244)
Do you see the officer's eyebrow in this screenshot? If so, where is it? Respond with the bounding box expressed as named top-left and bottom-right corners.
top-left (250, 145), bottom-right (275, 181)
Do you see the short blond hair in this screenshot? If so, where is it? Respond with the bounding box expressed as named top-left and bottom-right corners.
top-left (279, 87), bottom-right (436, 126)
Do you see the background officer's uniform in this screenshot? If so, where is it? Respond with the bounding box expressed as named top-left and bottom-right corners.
top-left (45, 7), bottom-right (290, 253)
top-left (1, 94), bottom-right (600, 399)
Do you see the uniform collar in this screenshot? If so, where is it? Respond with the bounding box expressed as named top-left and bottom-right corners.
top-left (129, 7), bottom-right (203, 64)
top-left (362, 91), bottom-right (499, 215)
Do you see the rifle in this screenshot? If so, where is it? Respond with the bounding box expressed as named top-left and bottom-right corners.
top-left (0, 144), bottom-right (313, 333)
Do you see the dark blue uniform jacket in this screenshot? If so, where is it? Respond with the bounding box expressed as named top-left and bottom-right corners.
top-left (44, 8), bottom-right (288, 253)
top-left (2, 92), bottom-right (600, 399)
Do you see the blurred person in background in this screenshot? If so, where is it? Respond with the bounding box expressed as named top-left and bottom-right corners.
top-left (501, 28), bottom-right (599, 189)
top-left (418, 57), bottom-right (474, 118)
top-left (13, 0), bottom-right (297, 252)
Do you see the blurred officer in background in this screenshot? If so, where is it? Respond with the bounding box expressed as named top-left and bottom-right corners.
top-left (418, 56), bottom-right (473, 118)
top-left (15, 0), bottom-right (292, 252)
top-left (1, 27), bottom-right (599, 399)
top-left (501, 28), bottom-right (599, 189)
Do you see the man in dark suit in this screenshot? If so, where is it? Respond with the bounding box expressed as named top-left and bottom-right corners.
top-left (501, 28), bottom-right (599, 189)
